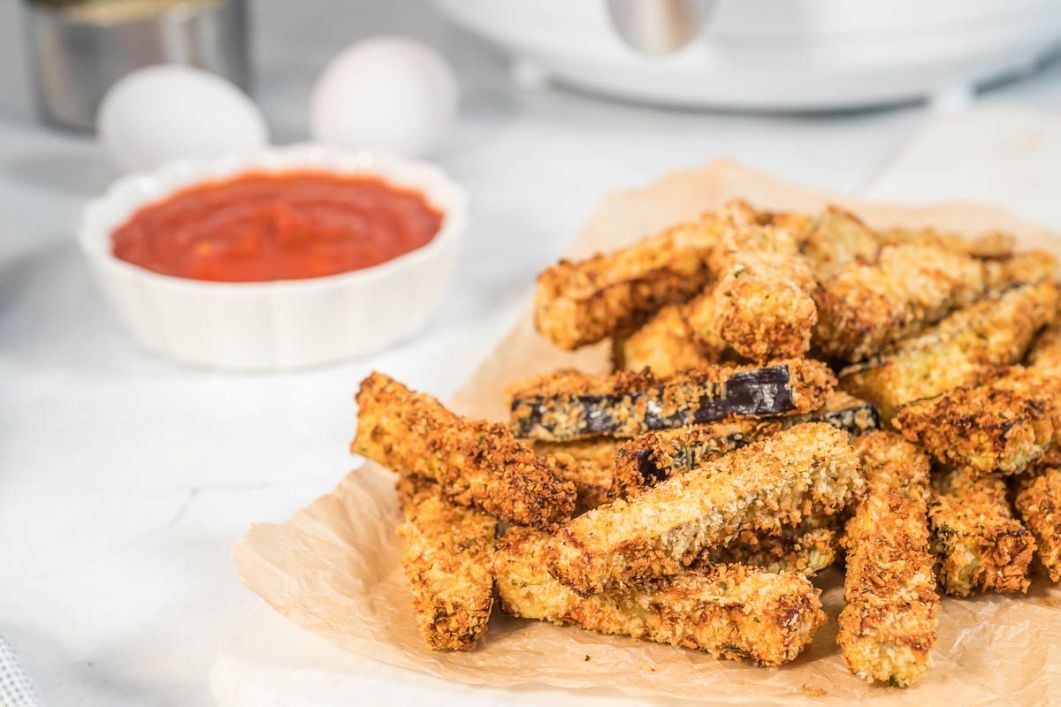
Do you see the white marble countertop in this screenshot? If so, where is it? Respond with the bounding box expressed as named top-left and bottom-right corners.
top-left (2, 3), bottom-right (1061, 705)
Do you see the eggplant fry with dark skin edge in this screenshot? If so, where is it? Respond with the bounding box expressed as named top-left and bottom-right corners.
top-left (547, 423), bottom-right (863, 596)
top-left (928, 467), bottom-right (1034, 597)
top-left (839, 280), bottom-right (1058, 421)
top-left (509, 358), bottom-right (835, 442)
top-left (838, 432), bottom-right (939, 687)
top-left (1014, 466), bottom-right (1061, 582)
top-left (395, 477), bottom-right (497, 651)
top-left (893, 366), bottom-right (1060, 477)
top-left (610, 391), bottom-right (878, 499)
top-left (353, 372), bottom-right (577, 529)
top-left (495, 527), bottom-right (827, 667)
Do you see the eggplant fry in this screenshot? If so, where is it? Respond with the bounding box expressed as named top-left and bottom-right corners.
top-left (894, 366), bottom-right (1059, 477)
top-left (984, 250), bottom-right (1057, 292)
top-left (611, 391), bottom-right (879, 499)
top-left (1028, 315), bottom-right (1061, 376)
top-left (840, 280), bottom-right (1058, 421)
top-left (800, 206), bottom-right (881, 279)
top-left (928, 467), bottom-right (1034, 597)
top-left (509, 358), bottom-right (835, 442)
top-left (876, 226), bottom-right (1015, 259)
top-left (548, 423), bottom-right (862, 596)
top-left (532, 438), bottom-right (619, 513)
top-left (495, 527), bottom-right (826, 667)
top-left (353, 372), bottom-right (577, 529)
top-left (686, 250), bottom-right (819, 362)
top-left (697, 516), bottom-right (840, 577)
top-left (1014, 466), bottom-right (1061, 582)
top-left (838, 432), bottom-right (938, 687)
top-left (614, 302), bottom-right (720, 377)
top-left (395, 478), bottom-right (497, 651)
top-left (814, 243), bottom-right (987, 362)
top-left (533, 214), bottom-right (723, 351)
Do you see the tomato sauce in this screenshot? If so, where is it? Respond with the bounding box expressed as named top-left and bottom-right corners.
top-left (111, 171), bottom-right (444, 282)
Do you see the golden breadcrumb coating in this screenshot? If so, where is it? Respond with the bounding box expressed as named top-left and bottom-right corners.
top-left (610, 391), bottom-right (878, 499)
top-left (800, 206), bottom-right (881, 279)
top-left (1014, 466), bottom-right (1061, 582)
top-left (395, 478), bottom-right (497, 651)
top-left (548, 423), bottom-right (863, 595)
top-left (929, 467), bottom-right (1034, 597)
top-left (814, 244), bottom-right (987, 362)
top-left (533, 214), bottom-right (724, 350)
top-left (1028, 316), bottom-right (1061, 376)
top-left (495, 527), bottom-right (826, 667)
top-left (687, 250), bottom-right (818, 362)
top-left (532, 438), bottom-right (619, 513)
top-left (894, 366), bottom-right (1059, 476)
top-left (509, 358), bottom-right (835, 442)
top-left (838, 432), bottom-right (939, 687)
top-left (840, 280), bottom-right (1058, 421)
top-left (984, 250), bottom-right (1058, 292)
top-left (353, 372), bottom-right (576, 529)
top-left (876, 226), bottom-right (1015, 259)
top-left (614, 302), bottom-right (720, 377)
top-left (697, 516), bottom-right (840, 577)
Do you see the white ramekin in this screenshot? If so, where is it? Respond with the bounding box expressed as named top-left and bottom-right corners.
top-left (78, 144), bottom-right (466, 370)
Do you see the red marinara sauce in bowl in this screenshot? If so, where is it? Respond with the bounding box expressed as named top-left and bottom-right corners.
top-left (79, 145), bottom-right (466, 370)
top-left (110, 171), bottom-right (444, 283)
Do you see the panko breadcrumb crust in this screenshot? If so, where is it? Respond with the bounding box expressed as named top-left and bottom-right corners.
top-left (1014, 466), bottom-right (1061, 582)
top-left (838, 432), bottom-right (939, 687)
top-left (495, 527), bottom-right (826, 667)
top-left (929, 467), bottom-right (1035, 596)
top-left (839, 280), bottom-right (1058, 421)
top-left (508, 358), bottom-right (835, 442)
top-left (894, 366), bottom-right (1059, 476)
top-left (547, 423), bottom-right (863, 596)
top-left (395, 478), bottom-right (497, 651)
top-left (610, 391), bottom-right (878, 499)
top-left (814, 243), bottom-right (987, 362)
top-left (697, 516), bottom-right (840, 577)
top-left (353, 372), bottom-right (577, 529)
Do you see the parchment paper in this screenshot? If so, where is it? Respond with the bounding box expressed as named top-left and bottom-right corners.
top-left (235, 160), bottom-right (1061, 705)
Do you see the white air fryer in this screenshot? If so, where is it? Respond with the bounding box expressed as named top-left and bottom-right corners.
top-left (430, 0), bottom-right (1061, 110)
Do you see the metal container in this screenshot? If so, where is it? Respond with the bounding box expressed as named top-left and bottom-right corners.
top-left (22, 0), bottom-right (251, 132)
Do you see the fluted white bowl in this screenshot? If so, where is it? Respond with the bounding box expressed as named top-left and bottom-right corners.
top-left (79, 144), bottom-right (466, 370)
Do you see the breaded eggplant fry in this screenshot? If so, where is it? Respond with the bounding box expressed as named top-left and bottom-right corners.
top-left (840, 280), bottom-right (1058, 421)
top-left (532, 438), bottom-right (619, 513)
top-left (929, 467), bottom-right (1034, 596)
top-left (614, 302), bottom-right (720, 377)
top-left (548, 423), bottom-right (863, 595)
top-left (838, 432), bottom-right (938, 687)
top-left (814, 244), bottom-right (987, 362)
top-left (353, 372), bottom-right (577, 529)
top-left (894, 367), bottom-right (1059, 476)
top-left (395, 478), bottom-right (497, 651)
top-left (533, 215), bottom-right (722, 350)
top-left (800, 206), bottom-right (881, 279)
top-left (686, 250), bottom-right (819, 362)
top-left (509, 358), bottom-right (835, 442)
top-left (1028, 316), bottom-right (1061, 376)
top-left (697, 516), bottom-right (840, 577)
top-left (611, 391), bottom-right (879, 499)
top-left (876, 226), bottom-right (1015, 259)
top-left (496, 527), bottom-right (826, 667)
top-left (1014, 467), bottom-right (1061, 582)
top-left (984, 250), bottom-right (1057, 292)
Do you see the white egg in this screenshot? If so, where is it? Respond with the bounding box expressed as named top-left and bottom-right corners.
top-left (98, 65), bottom-right (268, 173)
top-left (311, 36), bottom-right (458, 157)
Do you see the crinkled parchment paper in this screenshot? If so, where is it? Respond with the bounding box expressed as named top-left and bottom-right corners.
top-left (236, 161), bottom-right (1061, 705)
